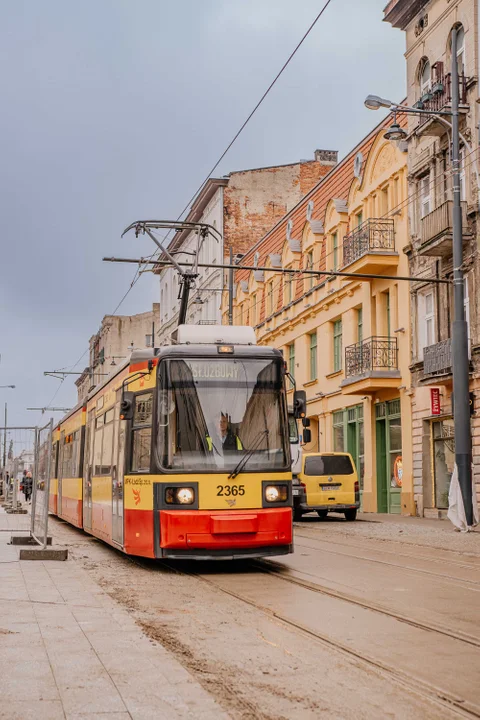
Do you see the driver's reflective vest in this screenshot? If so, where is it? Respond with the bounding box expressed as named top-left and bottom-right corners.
top-left (206, 435), bottom-right (243, 451)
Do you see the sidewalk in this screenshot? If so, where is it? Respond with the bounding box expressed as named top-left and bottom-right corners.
top-left (0, 510), bottom-right (228, 720)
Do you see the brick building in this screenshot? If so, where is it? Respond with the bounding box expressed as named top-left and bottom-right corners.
top-left (226, 112), bottom-right (414, 515)
top-left (157, 151), bottom-right (337, 344)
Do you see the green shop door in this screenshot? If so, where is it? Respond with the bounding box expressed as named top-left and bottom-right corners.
top-left (375, 400), bottom-right (402, 514)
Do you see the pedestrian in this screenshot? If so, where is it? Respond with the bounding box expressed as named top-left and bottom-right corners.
top-left (24, 471), bottom-right (33, 503)
top-left (20, 469), bottom-right (27, 499)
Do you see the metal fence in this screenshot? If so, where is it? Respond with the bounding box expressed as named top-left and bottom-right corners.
top-left (0, 421), bottom-right (53, 544)
top-left (31, 420), bottom-right (53, 547)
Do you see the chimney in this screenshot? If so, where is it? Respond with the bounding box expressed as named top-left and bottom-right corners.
top-left (314, 149), bottom-right (338, 165)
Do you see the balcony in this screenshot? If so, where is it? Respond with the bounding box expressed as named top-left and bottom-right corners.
top-left (417, 73), bottom-right (470, 136)
top-left (342, 219), bottom-right (398, 275)
top-left (420, 201), bottom-right (470, 257)
top-left (423, 339), bottom-right (452, 377)
top-left (341, 336), bottom-right (400, 395)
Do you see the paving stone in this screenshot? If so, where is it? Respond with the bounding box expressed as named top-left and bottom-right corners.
top-left (0, 700), bottom-right (64, 720)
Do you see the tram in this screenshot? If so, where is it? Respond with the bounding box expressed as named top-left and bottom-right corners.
top-left (49, 324), bottom-right (301, 559)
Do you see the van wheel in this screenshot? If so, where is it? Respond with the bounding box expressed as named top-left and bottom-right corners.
top-left (293, 509), bottom-right (303, 521)
top-left (316, 510), bottom-right (328, 519)
top-left (344, 509), bottom-right (357, 521)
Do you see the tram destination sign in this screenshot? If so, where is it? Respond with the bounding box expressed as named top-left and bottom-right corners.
top-left (188, 360), bottom-right (240, 380)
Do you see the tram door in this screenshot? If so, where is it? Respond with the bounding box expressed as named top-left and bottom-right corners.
top-left (58, 431), bottom-right (65, 515)
top-left (112, 392), bottom-right (125, 546)
top-left (83, 409), bottom-right (94, 531)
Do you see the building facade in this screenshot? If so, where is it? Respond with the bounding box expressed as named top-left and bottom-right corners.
top-left (75, 304), bottom-right (159, 403)
top-left (385, 0), bottom-right (480, 517)
top-left (157, 152), bottom-right (338, 345)
top-left (227, 115), bottom-right (414, 514)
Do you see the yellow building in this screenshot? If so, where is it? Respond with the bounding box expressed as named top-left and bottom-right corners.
top-left (227, 116), bottom-right (415, 514)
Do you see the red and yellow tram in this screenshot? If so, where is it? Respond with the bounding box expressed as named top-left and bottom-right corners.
top-left (49, 325), bottom-right (298, 559)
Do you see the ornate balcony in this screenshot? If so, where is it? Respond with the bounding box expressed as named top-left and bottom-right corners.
top-left (423, 339), bottom-right (452, 376)
top-left (341, 336), bottom-right (400, 395)
top-left (417, 73), bottom-right (470, 136)
top-left (420, 201), bottom-right (470, 257)
top-left (342, 219), bottom-right (398, 275)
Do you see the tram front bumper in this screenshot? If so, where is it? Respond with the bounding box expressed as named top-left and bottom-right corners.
top-left (159, 507), bottom-right (293, 554)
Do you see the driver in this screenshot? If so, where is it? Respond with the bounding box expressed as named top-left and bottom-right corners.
top-left (206, 412), bottom-right (243, 453)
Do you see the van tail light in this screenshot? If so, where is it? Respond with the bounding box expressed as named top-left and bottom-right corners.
top-left (354, 481), bottom-right (359, 493)
top-left (300, 482), bottom-right (306, 489)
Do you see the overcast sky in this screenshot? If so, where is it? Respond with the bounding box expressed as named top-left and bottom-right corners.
top-left (0, 0), bottom-right (405, 427)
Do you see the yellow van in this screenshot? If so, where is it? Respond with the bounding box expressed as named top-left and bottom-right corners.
top-left (294, 452), bottom-right (359, 521)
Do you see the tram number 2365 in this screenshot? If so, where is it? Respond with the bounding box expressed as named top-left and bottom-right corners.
top-left (216, 485), bottom-right (245, 497)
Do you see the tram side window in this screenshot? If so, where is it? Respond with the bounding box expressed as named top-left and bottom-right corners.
top-left (72, 430), bottom-right (81, 478)
top-left (101, 408), bottom-right (114, 475)
top-left (62, 435), bottom-right (74, 478)
top-left (94, 415), bottom-right (104, 476)
top-left (131, 392), bottom-right (152, 473)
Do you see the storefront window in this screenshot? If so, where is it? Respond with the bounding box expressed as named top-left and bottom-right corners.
top-left (333, 411), bottom-right (344, 451)
top-left (433, 419), bottom-right (455, 509)
top-left (389, 417), bottom-right (402, 489)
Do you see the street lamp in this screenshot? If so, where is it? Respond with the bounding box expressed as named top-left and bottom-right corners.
top-left (0, 385), bottom-right (15, 389)
top-left (365, 27), bottom-right (474, 528)
top-left (0, 385), bottom-right (15, 479)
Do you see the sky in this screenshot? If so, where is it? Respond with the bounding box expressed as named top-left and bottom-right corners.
top-left (0, 0), bottom-right (406, 427)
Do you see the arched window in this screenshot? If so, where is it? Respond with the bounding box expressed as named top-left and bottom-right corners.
top-left (456, 25), bottom-right (465, 75)
top-left (419, 58), bottom-right (431, 96)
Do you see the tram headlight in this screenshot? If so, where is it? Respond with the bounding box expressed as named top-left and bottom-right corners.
top-left (264, 484), bottom-right (288, 503)
top-left (165, 487), bottom-right (195, 505)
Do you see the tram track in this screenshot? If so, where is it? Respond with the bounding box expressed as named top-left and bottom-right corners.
top-left (295, 531), bottom-right (480, 584)
top-left (294, 530), bottom-right (480, 570)
top-left (170, 560), bottom-right (480, 720)
top-left (254, 558), bottom-right (480, 647)
top-left (291, 535), bottom-right (480, 589)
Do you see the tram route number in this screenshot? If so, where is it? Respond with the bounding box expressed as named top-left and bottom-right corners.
top-left (217, 485), bottom-right (245, 497)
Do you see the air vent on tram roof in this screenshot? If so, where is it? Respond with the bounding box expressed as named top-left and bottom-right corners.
top-left (174, 324), bottom-right (257, 346)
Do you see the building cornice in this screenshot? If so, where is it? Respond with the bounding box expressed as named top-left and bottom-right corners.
top-left (383, 0), bottom-right (428, 30)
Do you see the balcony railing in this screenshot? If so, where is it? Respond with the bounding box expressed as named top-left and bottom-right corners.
top-left (345, 336), bottom-right (398, 378)
top-left (423, 339), bottom-right (452, 375)
top-left (420, 200), bottom-right (468, 249)
top-left (417, 73), bottom-right (469, 129)
top-left (342, 219), bottom-right (395, 267)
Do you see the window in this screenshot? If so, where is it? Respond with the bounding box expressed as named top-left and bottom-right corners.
top-left (285, 272), bottom-right (293, 305)
top-left (357, 307), bottom-right (363, 343)
top-left (465, 276), bottom-right (471, 357)
top-left (305, 252), bottom-right (314, 290)
top-left (332, 233), bottom-right (338, 271)
top-left (93, 416), bottom-right (103, 476)
top-left (420, 59), bottom-right (431, 95)
top-left (456, 25), bottom-right (465, 76)
top-left (251, 292), bottom-right (257, 325)
top-left (309, 332), bottom-right (317, 381)
top-left (333, 319), bottom-right (342, 372)
top-left (288, 343), bottom-right (295, 379)
top-left (145, 334), bottom-right (152, 347)
top-left (459, 146), bottom-right (466, 201)
top-left (333, 410), bottom-right (345, 451)
top-left (420, 174), bottom-right (431, 218)
top-left (381, 186), bottom-right (389, 215)
top-left (356, 212), bottom-right (363, 228)
top-left (418, 290), bottom-right (435, 359)
top-left (131, 392), bottom-right (153, 472)
top-left (305, 455), bottom-right (354, 476)
top-left (385, 291), bottom-right (391, 338)
top-left (266, 281), bottom-right (274, 316)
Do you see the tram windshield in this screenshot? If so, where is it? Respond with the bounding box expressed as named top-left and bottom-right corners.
top-left (156, 357), bottom-right (289, 473)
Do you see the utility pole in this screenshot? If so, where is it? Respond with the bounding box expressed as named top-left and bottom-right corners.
top-left (228, 246), bottom-right (234, 325)
top-left (2, 403), bottom-right (7, 473)
top-left (451, 26), bottom-right (473, 526)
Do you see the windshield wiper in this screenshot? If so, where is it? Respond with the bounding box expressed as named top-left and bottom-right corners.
top-left (228, 430), bottom-right (269, 480)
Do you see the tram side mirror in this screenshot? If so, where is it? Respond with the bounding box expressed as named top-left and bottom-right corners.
top-left (120, 391), bottom-right (134, 421)
top-left (302, 417), bottom-right (310, 428)
top-left (302, 429), bottom-right (312, 444)
top-left (293, 390), bottom-right (307, 419)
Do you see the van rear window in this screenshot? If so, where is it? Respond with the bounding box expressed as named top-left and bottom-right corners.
top-left (304, 455), bottom-right (354, 476)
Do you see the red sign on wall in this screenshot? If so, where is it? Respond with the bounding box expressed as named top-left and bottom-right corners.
top-left (431, 388), bottom-right (441, 415)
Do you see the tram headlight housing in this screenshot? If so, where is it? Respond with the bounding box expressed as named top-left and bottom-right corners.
top-left (264, 484), bottom-right (288, 503)
top-left (165, 487), bottom-right (195, 505)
